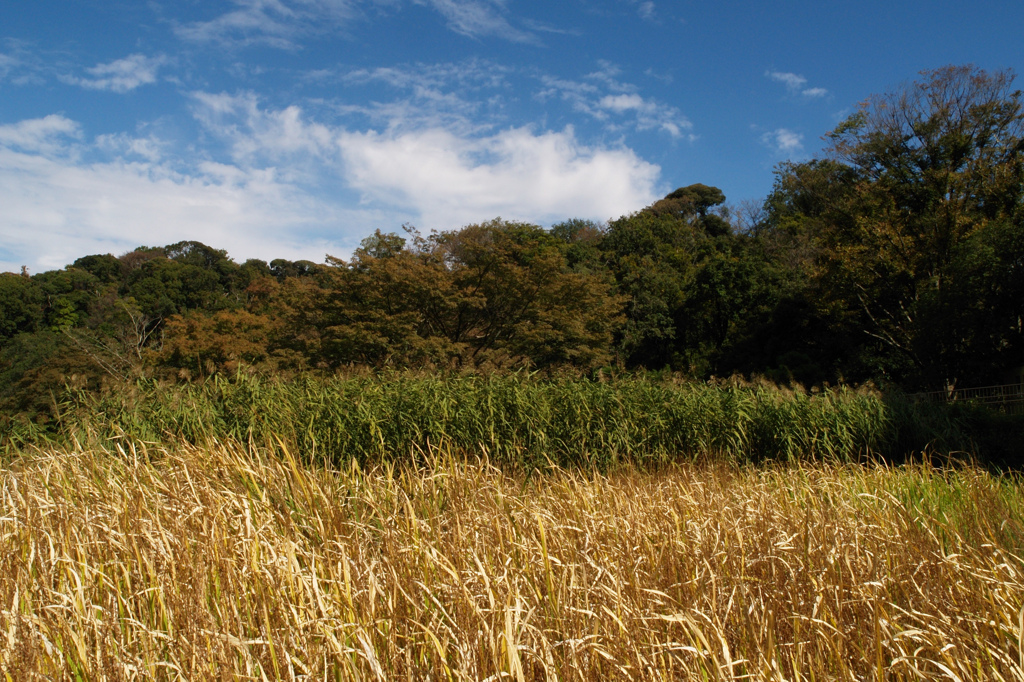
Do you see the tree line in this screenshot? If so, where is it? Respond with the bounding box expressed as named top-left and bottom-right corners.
top-left (2, 65), bottom-right (1022, 423)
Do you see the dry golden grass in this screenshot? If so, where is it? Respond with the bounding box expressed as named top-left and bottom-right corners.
top-left (2, 442), bottom-right (1024, 680)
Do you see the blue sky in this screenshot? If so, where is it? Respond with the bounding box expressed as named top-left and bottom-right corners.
top-left (1, 0), bottom-right (1021, 273)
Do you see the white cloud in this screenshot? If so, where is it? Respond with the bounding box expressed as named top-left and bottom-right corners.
top-left (1, 100), bottom-right (665, 273)
top-left (63, 54), bottom-right (167, 93)
top-left (417, 0), bottom-right (536, 43)
top-left (190, 91), bottom-right (335, 167)
top-left (0, 150), bottom-right (353, 273)
top-left (0, 115), bottom-right (363, 274)
top-left (175, 0), bottom-right (357, 48)
top-left (636, 1), bottom-right (655, 20)
top-left (766, 70), bottom-right (828, 98)
top-left (0, 52), bottom-right (17, 79)
top-left (0, 43), bottom-right (48, 87)
top-left (0, 115), bottom-right (81, 156)
top-left (761, 128), bottom-right (804, 156)
top-left (586, 61), bottom-right (630, 92)
top-left (337, 60), bottom-right (512, 132)
top-left (335, 125), bottom-right (661, 228)
top-left (644, 67), bottom-right (672, 84)
top-left (343, 59), bottom-right (510, 91)
top-left (191, 93), bottom-right (661, 225)
top-left (177, 0), bottom-right (535, 47)
top-left (95, 133), bottom-right (166, 162)
top-left (599, 93), bottom-right (689, 137)
top-left (599, 93), bottom-right (644, 112)
top-left (538, 64), bottom-right (692, 139)
top-left (767, 71), bottom-right (806, 90)
top-left (536, 75), bottom-right (601, 116)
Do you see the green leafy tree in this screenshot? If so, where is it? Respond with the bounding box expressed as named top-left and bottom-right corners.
top-left (601, 184), bottom-right (765, 373)
top-left (748, 160), bottom-right (866, 384)
top-left (808, 65), bottom-right (1024, 387)
top-left (72, 254), bottom-right (122, 283)
top-left (0, 273), bottom-right (43, 341)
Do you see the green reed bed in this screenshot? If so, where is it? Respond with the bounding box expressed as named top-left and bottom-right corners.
top-left (8, 373), bottom-right (978, 467)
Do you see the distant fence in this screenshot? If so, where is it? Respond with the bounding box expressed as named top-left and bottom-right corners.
top-left (910, 383), bottom-right (1024, 415)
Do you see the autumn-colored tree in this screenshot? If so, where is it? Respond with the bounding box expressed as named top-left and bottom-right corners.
top-left (158, 309), bottom-right (278, 378)
top-left (307, 221), bottom-right (623, 370)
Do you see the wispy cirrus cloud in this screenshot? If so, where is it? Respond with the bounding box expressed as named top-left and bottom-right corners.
top-left (0, 52), bottom-right (18, 80)
top-left (175, 0), bottom-right (358, 48)
top-left (537, 62), bottom-right (693, 139)
top-left (176, 0), bottom-right (537, 47)
top-left (0, 41), bottom-right (48, 87)
top-left (416, 0), bottom-right (537, 43)
top-left (61, 54), bottom-right (168, 93)
top-left (342, 59), bottom-right (510, 91)
top-left (766, 70), bottom-right (828, 99)
top-left (635, 1), bottom-right (656, 20)
top-left (311, 60), bottom-right (515, 136)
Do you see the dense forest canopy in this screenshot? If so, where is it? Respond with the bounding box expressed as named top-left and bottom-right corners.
top-left (2, 65), bottom-right (1022, 424)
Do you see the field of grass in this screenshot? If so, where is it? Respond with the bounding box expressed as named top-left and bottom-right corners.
top-left (3, 438), bottom-right (1024, 680)
top-left (3, 373), bottom-right (986, 466)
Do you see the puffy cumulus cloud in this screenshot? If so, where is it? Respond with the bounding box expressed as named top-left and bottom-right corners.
top-left (767, 71), bottom-right (806, 90)
top-left (761, 128), bottom-right (804, 156)
top-left (63, 54), bottom-right (167, 93)
top-left (599, 93), bottom-right (645, 112)
top-left (766, 70), bottom-right (828, 98)
top-left (335, 125), bottom-right (661, 228)
top-left (1, 101), bottom-right (665, 273)
top-left (0, 115), bottom-right (361, 274)
top-left (189, 92), bottom-right (662, 228)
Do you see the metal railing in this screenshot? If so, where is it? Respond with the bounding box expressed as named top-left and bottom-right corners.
top-left (910, 383), bottom-right (1024, 415)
